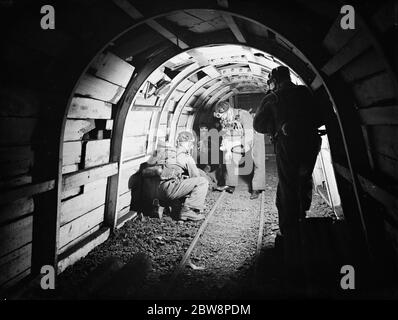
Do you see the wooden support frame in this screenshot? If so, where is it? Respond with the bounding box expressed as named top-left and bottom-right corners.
top-left (202, 65), bottom-right (221, 77)
top-left (57, 227), bottom-right (110, 274)
top-left (128, 104), bottom-right (161, 111)
top-left (156, 50), bottom-right (276, 143)
top-left (310, 75), bottom-right (323, 91)
top-left (170, 74), bottom-right (241, 141)
top-left (218, 90), bottom-right (236, 102)
top-left (358, 105), bottom-right (398, 125)
top-left (157, 62), bottom-right (202, 141)
top-left (104, 46), bottom-right (181, 230)
top-left (113, 0), bottom-right (189, 49)
top-left (319, 76), bottom-right (373, 258)
top-left (142, 27), bottom-right (320, 147)
top-left (206, 85), bottom-right (232, 106)
top-left (51, 5), bottom-right (394, 282)
top-left (221, 13), bottom-right (246, 43)
top-left (2, 2), bottom-right (390, 295)
top-left (146, 20), bottom-right (189, 49)
top-left (216, 0), bottom-right (229, 8)
top-left (0, 180), bottom-right (55, 205)
top-left (193, 80), bottom-right (226, 109)
top-left (321, 31), bottom-right (371, 76)
top-left (174, 70), bottom-right (266, 134)
top-left (163, 61), bottom-right (266, 125)
top-left (168, 75), bottom-right (213, 143)
top-left (334, 163), bottom-right (398, 225)
top-left (62, 162), bottom-right (118, 192)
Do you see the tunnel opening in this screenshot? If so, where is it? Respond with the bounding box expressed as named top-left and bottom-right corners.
top-left (2, 2), bottom-right (398, 298)
top-left (117, 44), bottom-right (343, 220)
top-left (58, 15), bottom-right (350, 295)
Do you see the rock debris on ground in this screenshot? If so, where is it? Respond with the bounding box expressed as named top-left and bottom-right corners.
top-left (24, 159), bottom-right (338, 299)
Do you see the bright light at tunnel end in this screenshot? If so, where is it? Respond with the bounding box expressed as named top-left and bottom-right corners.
top-left (136, 43), bottom-right (304, 106)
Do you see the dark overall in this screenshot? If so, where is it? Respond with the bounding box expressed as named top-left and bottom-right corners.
top-left (254, 84), bottom-right (323, 288)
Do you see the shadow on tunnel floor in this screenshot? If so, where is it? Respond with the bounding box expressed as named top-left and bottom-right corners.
top-left (19, 226), bottom-right (398, 300)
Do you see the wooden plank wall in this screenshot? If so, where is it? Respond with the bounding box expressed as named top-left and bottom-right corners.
top-left (60, 51), bottom-right (135, 258)
top-left (0, 88), bottom-right (38, 288)
top-left (114, 66), bottom-right (197, 219)
top-left (328, 31), bottom-right (398, 184)
top-left (116, 69), bottom-right (200, 219)
top-left (323, 13), bottom-right (398, 182)
top-left (116, 71), bottom-right (198, 220)
top-left (322, 5), bottom-right (398, 268)
top-left (117, 107), bottom-right (157, 220)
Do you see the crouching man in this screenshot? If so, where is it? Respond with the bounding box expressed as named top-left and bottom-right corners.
top-left (158, 131), bottom-right (209, 221)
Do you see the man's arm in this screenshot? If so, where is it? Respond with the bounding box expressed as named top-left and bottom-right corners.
top-left (253, 92), bottom-right (277, 134)
top-left (178, 153), bottom-right (200, 177)
top-left (186, 156), bottom-right (201, 177)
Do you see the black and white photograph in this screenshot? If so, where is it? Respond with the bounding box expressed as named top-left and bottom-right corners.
top-left (0, 0), bottom-right (397, 309)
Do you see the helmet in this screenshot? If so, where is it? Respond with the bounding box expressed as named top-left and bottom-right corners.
top-left (214, 101), bottom-right (230, 118)
top-left (267, 66), bottom-right (291, 85)
top-left (176, 131), bottom-right (195, 144)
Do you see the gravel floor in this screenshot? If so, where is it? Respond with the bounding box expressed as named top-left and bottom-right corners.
top-left (170, 190), bottom-right (262, 299)
top-left (23, 159), bottom-right (338, 299)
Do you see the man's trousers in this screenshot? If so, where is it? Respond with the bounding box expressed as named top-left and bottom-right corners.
top-left (158, 177), bottom-right (209, 211)
top-left (251, 131), bottom-right (266, 191)
top-left (275, 132), bottom-right (321, 233)
top-left (224, 132), bottom-right (266, 189)
top-left (275, 132), bottom-right (321, 287)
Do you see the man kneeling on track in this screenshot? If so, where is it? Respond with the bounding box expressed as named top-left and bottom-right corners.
top-left (155, 131), bottom-right (209, 221)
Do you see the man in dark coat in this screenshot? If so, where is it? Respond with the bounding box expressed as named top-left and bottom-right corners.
top-left (253, 66), bottom-right (324, 292)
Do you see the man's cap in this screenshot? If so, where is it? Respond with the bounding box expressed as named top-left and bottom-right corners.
top-left (267, 66), bottom-right (291, 84)
top-left (176, 131), bottom-right (195, 143)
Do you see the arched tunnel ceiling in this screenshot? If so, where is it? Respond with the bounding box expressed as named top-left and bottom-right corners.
top-left (107, 7), bottom-right (318, 145)
top-left (131, 44), bottom-right (304, 132)
top-left (112, 7), bottom-right (318, 85)
top-left (127, 42), bottom-right (306, 147)
top-left (94, 4), bottom-right (398, 295)
top-left (1, 0), bottom-right (398, 294)
top-left (108, 7), bottom-right (324, 151)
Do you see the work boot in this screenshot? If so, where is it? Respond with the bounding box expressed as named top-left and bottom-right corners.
top-left (226, 186), bottom-right (235, 194)
top-left (180, 206), bottom-right (205, 221)
top-left (250, 190), bottom-right (261, 199)
top-left (151, 198), bottom-right (164, 219)
top-left (170, 200), bottom-right (183, 220)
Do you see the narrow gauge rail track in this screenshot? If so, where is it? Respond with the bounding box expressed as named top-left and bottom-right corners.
top-left (17, 160), bottom-right (337, 300)
top-left (164, 189), bottom-right (266, 298)
top-left (20, 188), bottom-right (269, 300)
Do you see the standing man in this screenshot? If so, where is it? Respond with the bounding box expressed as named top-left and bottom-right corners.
top-left (157, 131), bottom-right (209, 221)
top-left (250, 113), bottom-right (266, 199)
top-left (253, 66), bottom-right (323, 291)
top-left (214, 101), bottom-right (265, 197)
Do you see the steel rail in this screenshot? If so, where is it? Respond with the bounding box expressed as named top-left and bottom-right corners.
top-left (254, 191), bottom-right (265, 280)
top-left (165, 189), bottom-right (267, 297)
top-left (165, 190), bottom-right (226, 293)
top-left (256, 191), bottom-right (266, 258)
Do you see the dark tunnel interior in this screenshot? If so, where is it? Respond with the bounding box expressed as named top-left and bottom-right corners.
top-left (0, 0), bottom-right (398, 301)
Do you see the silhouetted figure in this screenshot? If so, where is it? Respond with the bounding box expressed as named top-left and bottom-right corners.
top-left (254, 66), bottom-right (324, 293)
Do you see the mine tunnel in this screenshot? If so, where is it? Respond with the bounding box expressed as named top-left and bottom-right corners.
top-left (0, 0), bottom-right (398, 299)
